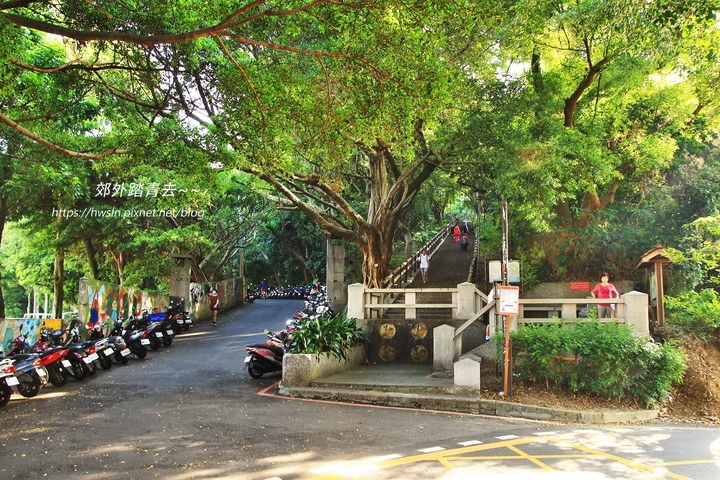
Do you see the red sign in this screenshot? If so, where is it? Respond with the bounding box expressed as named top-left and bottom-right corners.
top-left (570, 282), bottom-right (590, 292)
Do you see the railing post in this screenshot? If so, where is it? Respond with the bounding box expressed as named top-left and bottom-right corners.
top-left (405, 291), bottom-right (416, 319)
top-left (347, 283), bottom-right (366, 321)
top-left (456, 282), bottom-right (476, 320)
top-left (434, 324), bottom-right (457, 373)
top-left (622, 291), bottom-right (650, 336)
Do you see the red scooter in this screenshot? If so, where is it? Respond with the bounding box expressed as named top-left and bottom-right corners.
top-left (244, 330), bottom-right (290, 379)
top-left (6, 334), bottom-right (30, 356)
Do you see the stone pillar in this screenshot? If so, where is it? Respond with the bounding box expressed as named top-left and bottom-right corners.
top-left (169, 255), bottom-right (194, 309)
top-left (433, 324), bottom-right (457, 373)
top-left (78, 278), bottom-right (89, 327)
top-left (622, 291), bottom-right (650, 336)
top-left (347, 283), bottom-right (366, 321)
top-left (326, 237), bottom-right (346, 312)
top-left (454, 357), bottom-right (481, 391)
top-left (456, 282), bottom-right (476, 320)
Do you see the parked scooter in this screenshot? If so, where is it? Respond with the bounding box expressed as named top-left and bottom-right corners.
top-left (109, 318), bottom-right (149, 359)
top-left (3, 355), bottom-right (48, 398)
top-left (6, 334), bottom-right (31, 356)
top-left (106, 335), bottom-right (132, 364)
top-left (166, 304), bottom-right (192, 332)
top-left (0, 357), bottom-right (19, 408)
top-left (30, 330), bottom-right (87, 383)
top-left (244, 330), bottom-right (290, 379)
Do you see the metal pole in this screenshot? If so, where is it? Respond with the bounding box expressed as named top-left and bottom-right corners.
top-left (501, 202), bottom-right (509, 285)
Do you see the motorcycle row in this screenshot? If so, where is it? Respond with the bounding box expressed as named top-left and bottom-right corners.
top-left (244, 287), bottom-right (335, 379)
top-left (249, 285), bottom-right (315, 300)
top-left (0, 304), bottom-right (192, 409)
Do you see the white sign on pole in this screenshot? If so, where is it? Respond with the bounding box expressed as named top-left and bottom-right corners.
top-left (498, 285), bottom-right (520, 316)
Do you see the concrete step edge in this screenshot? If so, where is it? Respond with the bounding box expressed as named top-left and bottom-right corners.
top-left (277, 385), bottom-right (659, 424)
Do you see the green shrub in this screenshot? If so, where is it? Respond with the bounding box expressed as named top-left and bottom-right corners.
top-left (505, 321), bottom-right (686, 407)
top-left (665, 289), bottom-right (720, 339)
top-left (288, 314), bottom-right (365, 361)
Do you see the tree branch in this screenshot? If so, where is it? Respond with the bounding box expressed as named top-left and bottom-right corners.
top-left (0, 112), bottom-right (128, 159)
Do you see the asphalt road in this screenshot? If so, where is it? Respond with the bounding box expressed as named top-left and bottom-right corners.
top-left (1, 300), bottom-right (719, 480)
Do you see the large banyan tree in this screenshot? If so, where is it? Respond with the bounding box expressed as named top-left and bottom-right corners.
top-left (1, 0), bottom-right (502, 288)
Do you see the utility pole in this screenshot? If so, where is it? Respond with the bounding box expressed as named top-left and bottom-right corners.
top-left (501, 201), bottom-right (513, 398)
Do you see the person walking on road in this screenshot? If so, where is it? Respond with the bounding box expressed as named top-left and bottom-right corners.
top-left (419, 249), bottom-right (430, 283)
top-left (208, 289), bottom-right (220, 326)
top-left (591, 272), bottom-right (620, 318)
top-left (453, 224), bottom-right (461, 242)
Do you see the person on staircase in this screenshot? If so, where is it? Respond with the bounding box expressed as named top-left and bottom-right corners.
top-left (419, 249), bottom-right (430, 283)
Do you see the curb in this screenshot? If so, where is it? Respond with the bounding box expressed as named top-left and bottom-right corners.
top-left (278, 385), bottom-right (658, 424)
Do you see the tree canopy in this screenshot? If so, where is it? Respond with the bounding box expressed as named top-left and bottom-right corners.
top-left (1, 0), bottom-right (719, 314)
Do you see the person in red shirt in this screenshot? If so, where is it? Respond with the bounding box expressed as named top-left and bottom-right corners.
top-left (591, 272), bottom-right (620, 318)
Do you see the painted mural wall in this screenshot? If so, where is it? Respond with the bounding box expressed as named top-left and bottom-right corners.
top-left (0, 318), bottom-right (63, 356)
top-left (189, 277), bottom-right (245, 322)
top-left (78, 279), bottom-right (170, 334)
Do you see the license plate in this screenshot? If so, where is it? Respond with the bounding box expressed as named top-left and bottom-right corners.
top-left (5, 376), bottom-right (19, 386)
top-left (186, 320), bottom-right (193, 324)
top-left (120, 348), bottom-right (131, 356)
top-left (155, 332), bottom-right (164, 338)
top-left (62, 360), bottom-right (71, 368)
top-left (244, 355), bottom-right (252, 364)
top-left (141, 339), bottom-right (150, 345)
top-left (104, 348), bottom-right (114, 356)
top-left (87, 353), bottom-right (99, 362)
top-left (167, 329), bottom-right (174, 335)
top-left (37, 368), bottom-right (46, 376)
top-left (177, 319), bottom-right (185, 324)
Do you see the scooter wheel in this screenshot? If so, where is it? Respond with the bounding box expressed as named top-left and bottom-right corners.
top-left (98, 355), bottom-right (113, 371)
top-left (132, 345), bottom-right (148, 359)
top-left (0, 383), bottom-right (12, 408)
top-left (149, 337), bottom-right (161, 351)
top-left (17, 372), bottom-right (42, 398)
top-left (162, 335), bottom-right (172, 347)
top-left (49, 365), bottom-right (68, 387)
top-left (247, 362), bottom-right (264, 379)
top-left (69, 359), bottom-right (89, 381)
top-left (116, 352), bottom-right (129, 365)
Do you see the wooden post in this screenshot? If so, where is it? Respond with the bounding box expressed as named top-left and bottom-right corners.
top-left (655, 261), bottom-right (665, 327)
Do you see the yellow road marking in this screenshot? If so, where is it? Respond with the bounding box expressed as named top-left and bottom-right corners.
top-left (651, 460), bottom-right (720, 466)
top-left (303, 435), bottom-right (714, 480)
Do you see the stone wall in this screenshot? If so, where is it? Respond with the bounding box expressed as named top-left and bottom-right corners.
top-left (281, 346), bottom-right (365, 388)
top-left (522, 281), bottom-right (636, 299)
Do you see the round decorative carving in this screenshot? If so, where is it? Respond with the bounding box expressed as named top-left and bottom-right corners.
top-left (379, 345), bottom-right (396, 362)
top-left (379, 323), bottom-right (396, 339)
top-left (410, 345), bottom-right (428, 363)
top-left (411, 322), bottom-right (428, 340)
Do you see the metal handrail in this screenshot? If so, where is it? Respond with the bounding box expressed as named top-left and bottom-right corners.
top-left (382, 218), bottom-right (456, 288)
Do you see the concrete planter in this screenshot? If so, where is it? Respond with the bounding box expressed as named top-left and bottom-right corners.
top-left (281, 346), bottom-right (365, 388)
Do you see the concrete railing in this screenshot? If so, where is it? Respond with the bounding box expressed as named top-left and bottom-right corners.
top-left (348, 283), bottom-right (651, 372)
top-left (382, 219), bottom-right (456, 288)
